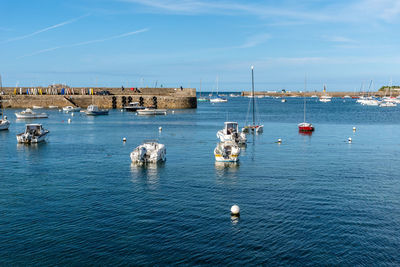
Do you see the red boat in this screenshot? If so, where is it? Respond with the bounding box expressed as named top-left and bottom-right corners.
top-left (298, 122), bottom-right (314, 132)
top-left (298, 77), bottom-right (315, 132)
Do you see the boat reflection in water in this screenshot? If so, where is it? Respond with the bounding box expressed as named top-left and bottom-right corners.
top-left (298, 130), bottom-right (313, 136)
top-left (130, 162), bottom-right (165, 186)
top-left (215, 161), bottom-right (240, 183)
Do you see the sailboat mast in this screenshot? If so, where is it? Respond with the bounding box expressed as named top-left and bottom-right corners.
top-left (304, 75), bottom-right (306, 122)
top-left (0, 74), bottom-right (3, 120)
top-left (199, 78), bottom-right (202, 98)
top-left (251, 66), bottom-right (255, 126)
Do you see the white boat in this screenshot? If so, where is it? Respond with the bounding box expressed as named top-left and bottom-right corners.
top-left (217, 122), bottom-right (247, 145)
top-left (197, 79), bottom-right (209, 102)
top-left (311, 95), bottom-right (318, 98)
top-left (281, 99), bottom-right (287, 103)
top-left (0, 100), bottom-right (10, 130)
top-left (130, 141), bottom-right (166, 163)
top-left (210, 76), bottom-right (228, 103)
top-left (32, 105), bottom-right (43, 109)
top-left (0, 117), bottom-right (9, 130)
top-left (379, 102), bottom-right (397, 107)
top-left (48, 105), bottom-right (58, 109)
top-left (210, 97), bottom-right (228, 103)
top-left (319, 96), bottom-right (332, 102)
top-left (243, 66), bottom-right (264, 134)
top-left (63, 106), bottom-right (81, 112)
top-left (137, 108), bottom-right (167, 115)
top-left (16, 124), bottom-right (49, 143)
top-left (214, 141), bottom-right (240, 162)
top-left (124, 102), bottom-right (145, 112)
top-left (85, 105), bottom-right (109, 115)
top-left (15, 108), bottom-right (48, 119)
top-left (344, 95), bottom-right (351, 98)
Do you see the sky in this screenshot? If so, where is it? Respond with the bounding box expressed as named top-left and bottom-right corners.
top-left (1, 0), bottom-right (400, 92)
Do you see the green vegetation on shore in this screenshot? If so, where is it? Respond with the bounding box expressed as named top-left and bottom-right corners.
top-left (379, 86), bottom-right (400, 91)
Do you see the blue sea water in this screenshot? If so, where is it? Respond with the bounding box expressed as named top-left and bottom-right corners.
top-left (1, 97), bottom-right (400, 265)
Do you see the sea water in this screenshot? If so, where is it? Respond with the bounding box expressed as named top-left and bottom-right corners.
top-left (1, 98), bottom-right (400, 265)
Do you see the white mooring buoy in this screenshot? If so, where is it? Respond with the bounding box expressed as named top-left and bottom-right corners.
top-left (67, 118), bottom-right (71, 124)
top-left (348, 137), bottom-right (352, 143)
top-left (159, 126), bottom-right (162, 132)
top-left (121, 109), bottom-right (123, 112)
top-left (277, 138), bottom-right (282, 144)
top-left (353, 127), bottom-right (356, 132)
top-left (71, 112), bottom-right (74, 117)
top-left (123, 137), bottom-right (127, 142)
top-left (231, 205), bottom-right (240, 216)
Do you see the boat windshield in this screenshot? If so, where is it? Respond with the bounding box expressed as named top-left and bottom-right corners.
top-left (225, 122), bottom-right (238, 133)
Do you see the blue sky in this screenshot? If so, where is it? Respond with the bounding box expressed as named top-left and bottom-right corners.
top-left (1, 0), bottom-right (400, 91)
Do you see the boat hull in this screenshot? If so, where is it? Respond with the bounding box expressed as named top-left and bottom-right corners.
top-left (298, 122), bottom-right (314, 132)
top-left (130, 142), bottom-right (166, 163)
top-left (15, 113), bottom-right (48, 119)
top-left (85, 110), bottom-right (109, 115)
top-left (0, 120), bottom-right (10, 130)
top-left (16, 132), bottom-right (49, 143)
top-left (137, 109), bottom-right (167, 115)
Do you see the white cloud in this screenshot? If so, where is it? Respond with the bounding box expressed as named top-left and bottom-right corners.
top-left (1, 14), bottom-right (90, 44)
top-left (237, 33), bottom-right (270, 48)
top-left (18, 28), bottom-right (149, 58)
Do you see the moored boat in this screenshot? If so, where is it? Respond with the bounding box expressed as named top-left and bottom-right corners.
top-left (130, 141), bottom-right (166, 163)
top-left (124, 102), bottom-right (145, 112)
top-left (85, 105), bottom-right (109, 115)
top-left (15, 108), bottom-right (48, 119)
top-left (217, 122), bottom-right (246, 145)
top-left (298, 76), bottom-right (314, 132)
top-left (214, 141), bottom-right (240, 162)
top-left (243, 66), bottom-right (264, 134)
top-left (63, 106), bottom-right (81, 112)
top-left (16, 124), bottom-right (49, 143)
top-left (137, 108), bottom-right (167, 115)
top-left (0, 100), bottom-right (10, 130)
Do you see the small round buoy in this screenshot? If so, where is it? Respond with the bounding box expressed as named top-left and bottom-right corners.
top-left (66, 110), bottom-right (69, 114)
top-left (123, 137), bottom-right (127, 142)
top-left (172, 110), bottom-right (175, 114)
top-left (121, 109), bottom-right (123, 112)
top-left (58, 109), bottom-right (62, 112)
top-left (71, 112), bottom-right (74, 117)
top-left (348, 137), bottom-right (352, 143)
top-left (353, 127), bottom-right (356, 132)
top-left (277, 138), bottom-right (282, 144)
top-left (67, 118), bottom-right (71, 124)
top-left (231, 205), bottom-right (240, 216)
top-left (159, 126), bottom-right (162, 131)
top-left (4, 116), bottom-right (7, 120)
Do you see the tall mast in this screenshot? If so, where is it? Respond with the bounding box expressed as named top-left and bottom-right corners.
top-left (199, 78), bottom-right (202, 97)
top-left (304, 75), bottom-right (306, 122)
top-left (251, 66), bottom-right (255, 126)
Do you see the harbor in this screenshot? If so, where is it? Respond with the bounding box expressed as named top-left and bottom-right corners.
top-left (2, 95), bottom-right (400, 265)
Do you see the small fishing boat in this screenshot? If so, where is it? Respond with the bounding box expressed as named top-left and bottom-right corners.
top-left (48, 105), bottom-right (58, 109)
top-left (243, 66), bottom-right (264, 134)
top-left (214, 141), bottom-right (240, 162)
top-left (137, 107), bottom-right (167, 115)
top-left (124, 102), bottom-right (145, 112)
top-left (319, 95), bottom-right (331, 102)
top-left (197, 79), bottom-right (209, 102)
top-left (217, 122), bottom-right (246, 145)
top-left (63, 106), bottom-right (81, 112)
top-left (16, 124), bottom-right (49, 143)
top-left (85, 105), bottom-right (109, 115)
top-left (32, 105), bottom-right (43, 109)
top-left (15, 108), bottom-right (48, 119)
top-left (130, 140), bottom-right (166, 163)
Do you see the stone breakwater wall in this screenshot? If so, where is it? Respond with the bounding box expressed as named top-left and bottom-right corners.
top-left (1, 87), bottom-right (197, 109)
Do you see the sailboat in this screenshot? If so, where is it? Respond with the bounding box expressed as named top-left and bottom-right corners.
top-left (298, 77), bottom-right (314, 132)
top-left (242, 66), bottom-right (263, 133)
top-left (210, 76), bottom-right (227, 103)
top-left (197, 79), bottom-right (209, 102)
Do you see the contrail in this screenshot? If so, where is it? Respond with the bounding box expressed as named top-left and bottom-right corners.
top-left (2, 14), bottom-right (90, 44)
top-left (18, 28), bottom-right (149, 58)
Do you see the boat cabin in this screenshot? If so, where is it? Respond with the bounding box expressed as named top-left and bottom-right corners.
top-left (224, 122), bottom-right (239, 135)
top-left (25, 124), bottom-right (44, 135)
